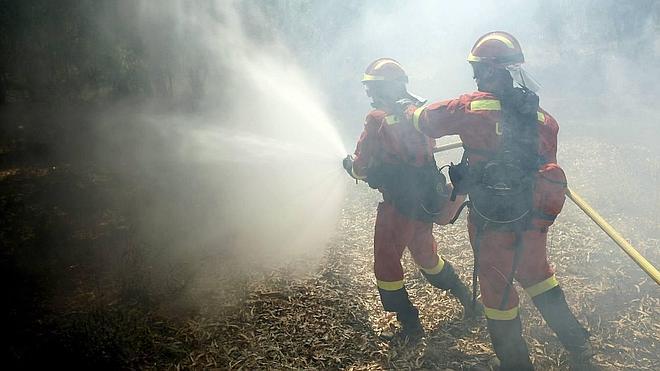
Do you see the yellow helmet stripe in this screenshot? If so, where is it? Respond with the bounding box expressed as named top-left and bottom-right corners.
top-left (467, 52), bottom-right (482, 62)
top-left (475, 34), bottom-right (515, 49)
top-left (362, 73), bottom-right (386, 81)
top-left (373, 59), bottom-right (403, 70)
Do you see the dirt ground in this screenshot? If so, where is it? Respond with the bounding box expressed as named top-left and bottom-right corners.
top-left (1, 107), bottom-right (658, 369)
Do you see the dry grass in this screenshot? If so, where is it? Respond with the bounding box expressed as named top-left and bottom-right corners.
top-left (2, 131), bottom-right (657, 369)
top-left (158, 136), bottom-right (658, 370)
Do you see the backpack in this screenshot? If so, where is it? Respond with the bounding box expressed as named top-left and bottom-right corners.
top-left (367, 161), bottom-right (449, 223)
top-left (365, 99), bottom-right (450, 223)
top-left (455, 88), bottom-right (543, 231)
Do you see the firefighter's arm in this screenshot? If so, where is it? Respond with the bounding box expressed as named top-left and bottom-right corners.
top-left (344, 114), bottom-right (380, 180)
top-left (538, 109), bottom-right (559, 163)
top-left (409, 95), bottom-right (473, 138)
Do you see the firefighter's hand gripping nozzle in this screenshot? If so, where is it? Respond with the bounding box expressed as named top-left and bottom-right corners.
top-left (342, 154), bottom-right (353, 173)
top-left (342, 154), bottom-right (359, 183)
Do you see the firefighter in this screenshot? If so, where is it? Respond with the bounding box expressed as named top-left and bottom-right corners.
top-left (407, 32), bottom-right (598, 370)
top-left (342, 58), bottom-right (481, 341)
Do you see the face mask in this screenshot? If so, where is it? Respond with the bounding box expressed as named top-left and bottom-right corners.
top-left (364, 83), bottom-right (403, 109)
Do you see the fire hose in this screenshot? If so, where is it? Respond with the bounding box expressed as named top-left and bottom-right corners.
top-left (433, 141), bottom-right (660, 285)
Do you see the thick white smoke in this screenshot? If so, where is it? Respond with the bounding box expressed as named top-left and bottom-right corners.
top-left (90, 1), bottom-right (350, 308)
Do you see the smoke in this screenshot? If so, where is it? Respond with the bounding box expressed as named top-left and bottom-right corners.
top-left (24, 0), bottom-right (654, 312)
top-left (266, 0), bottom-right (659, 278)
top-left (282, 0), bottom-right (659, 212)
top-left (3, 2), bottom-right (659, 367)
top-left (259, 0), bottom-right (659, 145)
top-left (82, 1), bottom-right (350, 310)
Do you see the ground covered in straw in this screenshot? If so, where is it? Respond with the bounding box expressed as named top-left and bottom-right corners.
top-left (2, 121), bottom-right (658, 369)
top-left (166, 191), bottom-right (656, 370)
top-left (147, 138), bottom-right (660, 370)
top-left (152, 136), bottom-right (658, 370)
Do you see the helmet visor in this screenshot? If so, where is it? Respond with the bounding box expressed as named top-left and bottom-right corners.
top-left (506, 64), bottom-right (541, 92)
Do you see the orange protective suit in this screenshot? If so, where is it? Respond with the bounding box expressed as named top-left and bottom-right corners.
top-left (351, 108), bottom-right (464, 312)
top-left (412, 91), bottom-right (564, 320)
top-left (353, 109), bottom-right (440, 285)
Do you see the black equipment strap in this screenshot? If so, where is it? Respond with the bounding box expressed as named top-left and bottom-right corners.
top-left (449, 200), bottom-right (470, 224)
top-left (498, 230), bottom-right (524, 310)
top-left (472, 223), bottom-right (485, 311)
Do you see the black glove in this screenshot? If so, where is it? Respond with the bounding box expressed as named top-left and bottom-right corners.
top-left (342, 154), bottom-right (354, 176)
top-left (448, 161), bottom-right (471, 201)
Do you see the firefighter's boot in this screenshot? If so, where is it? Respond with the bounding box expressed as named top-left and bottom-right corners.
top-left (567, 343), bottom-right (605, 371)
top-left (487, 316), bottom-right (534, 371)
top-left (379, 306), bottom-right (424, 342)
top-left (378, 287), bottom-right (424, 341)
top-left (532, 286), bottom-right (598, 370)
top-left (422, 260), bottom-right (484, 319)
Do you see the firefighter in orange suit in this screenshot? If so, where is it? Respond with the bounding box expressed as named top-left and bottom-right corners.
top-left (408, 32), bottom-right (598, 370)
top-left (342, 58), bottom-right (481, 340)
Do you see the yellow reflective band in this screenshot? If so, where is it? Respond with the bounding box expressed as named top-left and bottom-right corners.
top-left (524, 275), bottom-right (559, 298)
top-left (420, 256), bottom-right (445, 275)
top-left (484, 306), bottom-right (519, 320)
top-left (374, 59), bottom-right (403, 70)
top-left (467, 52), bottom-right (482, 62)
top-left (385, 115), bottom-right (399, 125)
top-left (377, 279), bottom-right (404, 291)
top-left (362, 73), bottom-right (386, 81)
top-left (470, 99), bottom-right (501, 111)
top-left (475, 34), bottom-right (515, 50)
top-left (412, 105), bottom-right (426, 132)
top-left (537, 111), bottom-right (545, 122)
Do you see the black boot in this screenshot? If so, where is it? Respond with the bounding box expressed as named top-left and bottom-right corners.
top-left (532, 286), bottom-right (590, 352)
top-left (378, 287), bottom-right (424, 341)
top-left (397, 306), bottom-right (424, 338)
top-left (532, 286), bottom-right (597, 370)
top-left (379, 306), bottom-right (424, 341)
top-left (422, 261), bottom-right (484, 319)
top-left (567, 343), bottom-right (603, 371)
top-left (487, 316), bottom-right (534, 371)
